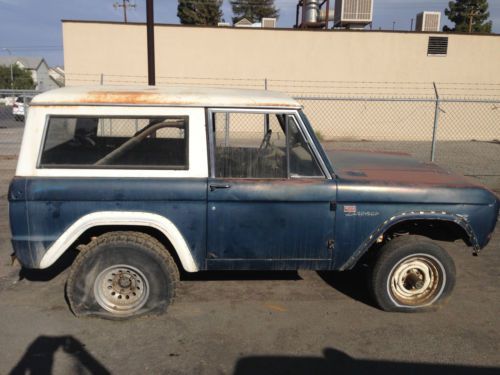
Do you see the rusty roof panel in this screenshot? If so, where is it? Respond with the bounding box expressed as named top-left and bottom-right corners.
top-left (30, 85), bottom-right (301, 109)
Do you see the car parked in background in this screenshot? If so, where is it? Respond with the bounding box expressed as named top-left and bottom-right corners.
top-left (12, 96), bottom-right (33, 121)
top-left (2, 96), bottom-right (17, 106)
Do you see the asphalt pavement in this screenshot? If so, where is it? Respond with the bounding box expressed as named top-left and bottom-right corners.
top-left (0, 119), bottom-right (498, 374)
top-left (0, 163), bottom-right (499, 374)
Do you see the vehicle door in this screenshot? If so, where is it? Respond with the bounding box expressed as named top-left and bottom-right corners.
top-left (206, 109), bottom-right (337, 269)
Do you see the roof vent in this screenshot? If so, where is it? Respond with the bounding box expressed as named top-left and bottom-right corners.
top-left (427, 36), bottom-right (448, 56)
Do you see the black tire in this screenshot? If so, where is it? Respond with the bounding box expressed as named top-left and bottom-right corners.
top-left (66, 231), bottom-right (179, 320)
top-left (370, 236), bottom-right (456, 312)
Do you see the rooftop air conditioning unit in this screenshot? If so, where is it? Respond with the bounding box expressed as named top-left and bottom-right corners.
top-left (334, 0), bottom-right (373, 29)
top-left (416, 12), bottom-right (441, 32)
top-left (262, 18), bottom-right (277, 28)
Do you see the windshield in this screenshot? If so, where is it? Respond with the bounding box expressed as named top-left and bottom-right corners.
top-left (298, 110), bottom-right (334, 176)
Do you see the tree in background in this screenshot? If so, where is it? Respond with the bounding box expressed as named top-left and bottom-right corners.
top-left (231, 0), bottom-right (279, 24)
top-left (177, 0), bottom-right (223, 25)
top-left (443, 0), bottom-right (492, 33)
top-left (0, 65), bottom-right (35, 90)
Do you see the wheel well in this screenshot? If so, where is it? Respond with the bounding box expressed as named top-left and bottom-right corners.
top-left (358, 219), bottom-right (472, 266)
top-left (384, 219), bottom-right (471, 246)
top-left (73, 225), bottom-right (185, 272)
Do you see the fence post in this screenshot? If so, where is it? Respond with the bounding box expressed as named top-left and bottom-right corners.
top-left (264, 78), bottom-right (270, 131)
top-left (23, 95), bottom-right (28, 122)
top-left (430, 82), bottom-right (440, 162)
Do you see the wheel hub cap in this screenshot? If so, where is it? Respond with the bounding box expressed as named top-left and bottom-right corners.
top-left (388, 254), bottom-right (445, 307)
top-left (94, 265), bottom-right (150, 315)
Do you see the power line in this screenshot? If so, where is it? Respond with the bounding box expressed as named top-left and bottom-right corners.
top-left (0, 45), bottom-right (62, 49)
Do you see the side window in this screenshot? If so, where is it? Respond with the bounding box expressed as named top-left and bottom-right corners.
top-left (39, 116), bottom-right (188, 169)
top-left (212, 111), bottom-right (323, 178)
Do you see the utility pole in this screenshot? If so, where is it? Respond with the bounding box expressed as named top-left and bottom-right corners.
top-left (392, 21), bottom-right (396, 31)
top-left (2, 48), bottom-right (13, 89)
top-left (114, 0), bottom-right (136, 23)
top-left (146, 0), bottom-right (155, 86)
top-left (410, 18), bottom-right (414, 31)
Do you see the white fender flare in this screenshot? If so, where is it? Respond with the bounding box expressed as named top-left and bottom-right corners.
top-left (39, 211), bottom-right (198, 272)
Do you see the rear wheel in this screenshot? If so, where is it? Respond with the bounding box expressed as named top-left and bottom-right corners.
top-left (66, 231), bottom-right (179, 320)
top-left (370, 236), bottom-right (456, 312)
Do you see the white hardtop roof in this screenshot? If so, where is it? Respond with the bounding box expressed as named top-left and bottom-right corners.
top-left (31, 85), bottom-right (301, 109)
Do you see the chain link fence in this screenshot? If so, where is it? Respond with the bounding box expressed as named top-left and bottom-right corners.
top-left (1, 84), bottom-right (499, 190)
top-left (0, 90), bottom-right (39, 181)
top-left (297, 96), bottom-right (500, 190)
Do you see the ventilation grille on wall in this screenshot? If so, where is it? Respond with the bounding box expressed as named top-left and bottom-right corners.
top-left (427, 36), bottom-right (448, 56)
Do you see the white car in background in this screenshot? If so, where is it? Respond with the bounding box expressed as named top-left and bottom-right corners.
top-left (2, 96), bottom-right (17, 106)
top-left (13, 96), bottom-right (32, 121)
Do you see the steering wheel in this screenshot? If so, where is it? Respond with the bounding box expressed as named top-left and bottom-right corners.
top-left (248, 130), bottom-right (273, 174)
top-left (258, 129), bottom-right (272, 154)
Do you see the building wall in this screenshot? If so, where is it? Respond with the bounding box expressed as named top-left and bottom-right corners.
top-left (62, 21), bottom-right (500, 141)
top-left (63, 21), bottom-right (500, 88)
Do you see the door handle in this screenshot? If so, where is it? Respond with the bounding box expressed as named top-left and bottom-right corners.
top-left (209, 183), bottom-right (231, 192)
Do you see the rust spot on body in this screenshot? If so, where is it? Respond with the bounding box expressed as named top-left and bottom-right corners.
top-left (32, 87), bottom-right (300, 108)
top-left (337, 167), bottom-right (480, 188)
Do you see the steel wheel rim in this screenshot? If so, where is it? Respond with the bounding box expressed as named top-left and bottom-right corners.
top-left (387, 253), bottom-right (446, 308)
top-left (94, 264), bottom-right (150, 315)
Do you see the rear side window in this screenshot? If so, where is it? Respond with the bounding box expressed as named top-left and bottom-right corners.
top-left (39, 116), bottom-right (188, 169)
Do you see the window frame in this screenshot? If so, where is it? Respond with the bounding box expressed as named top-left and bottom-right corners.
top-left (206, 108), bottom-right (331, 179)
top-left (37, 114), bottom-right (190, 170)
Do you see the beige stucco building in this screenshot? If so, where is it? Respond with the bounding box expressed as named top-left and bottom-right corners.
top-left (63, 21), bottom-right (500, 95)
top-left (62, 21), bottom-right (500, 143)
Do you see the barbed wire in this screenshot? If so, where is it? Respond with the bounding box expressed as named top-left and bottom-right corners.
top-left (58, 73), bottom-right (500, 100)
top-left (63, 73), bottom-right (500, 87)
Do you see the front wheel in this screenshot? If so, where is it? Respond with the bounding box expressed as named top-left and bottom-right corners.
top-left (370, 236), bottom-right (456, 312)
top-left (66, 231), bottom-right (179, 320)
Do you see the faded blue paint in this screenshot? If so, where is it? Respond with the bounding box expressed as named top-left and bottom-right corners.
top-left (9, 177), bottom-right (208, 269)
top-left (331, 149), bottom-right (499, 269)
top-left (207, 178), bottom-right (336, 265)
top-left (8, 148), bottom-right (499, 271)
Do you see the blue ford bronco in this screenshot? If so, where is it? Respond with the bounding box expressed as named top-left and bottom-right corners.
top-left (9, 86), bottom-right (499, 319)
